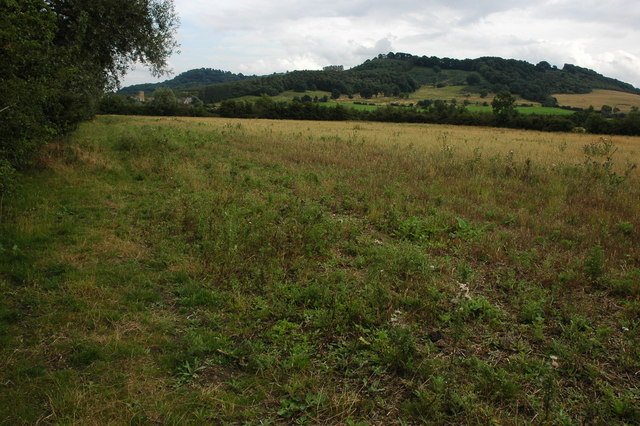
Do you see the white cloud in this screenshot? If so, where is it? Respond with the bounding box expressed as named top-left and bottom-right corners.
top-left (122, 0), bottom-right (640, 88)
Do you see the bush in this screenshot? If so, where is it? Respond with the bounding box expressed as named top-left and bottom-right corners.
top-left (0, 159), bottom-right (17, 199)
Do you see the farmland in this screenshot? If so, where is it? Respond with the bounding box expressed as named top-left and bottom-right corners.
top-left (224, 85), bottom-right (584, 115)
top-left (554, 90), bottom-right (640, 112)
top-left (1, 116), bottom-right (639, 423)
top-left (225, 85), bottom-right (577, 116)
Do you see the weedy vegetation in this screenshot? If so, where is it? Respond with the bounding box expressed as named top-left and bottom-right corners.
top-left (1, 116), bottom-right (639, 423)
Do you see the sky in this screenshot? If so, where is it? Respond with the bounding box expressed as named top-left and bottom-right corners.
top-left (122, 0), bottom-right (640, 89)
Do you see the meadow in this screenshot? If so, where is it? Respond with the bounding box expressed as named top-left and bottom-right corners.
top-left (554, 90), bottom-right (640, 112)
top-left (1, 116), bottom-right (639, 424)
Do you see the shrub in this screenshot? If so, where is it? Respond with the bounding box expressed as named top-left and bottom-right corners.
top-left (0, 159), bottom-right (17, 199)
top-left (584, 245), bottom-right (605, 284)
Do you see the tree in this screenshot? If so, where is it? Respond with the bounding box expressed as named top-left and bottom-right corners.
top-left (466, 73), bottom-right (481, 86)
top-left (492, 91), bottom-right (517, 123)
top-left (1, 0), bottom-right (179, 194)
top-left (1, 0), bottom-right (59, 167)
top-left (360, 87), bottom-right (374, 99)
top-left (151, 87), bottom-right (177, 115)
top-left (535, 61), bottom-right (552, 72)
top-left (541, 96), bottom-right (558, 108)
top-left (46, 0), bottom-right (179, 89)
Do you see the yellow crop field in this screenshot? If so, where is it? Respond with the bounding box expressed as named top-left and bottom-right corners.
top-left (554, 89), bottom-right (640, 112)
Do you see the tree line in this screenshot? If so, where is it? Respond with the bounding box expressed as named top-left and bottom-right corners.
top-left (98, 90), bottom-right (640, 136)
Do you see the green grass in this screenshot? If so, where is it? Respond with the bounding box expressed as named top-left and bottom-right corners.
top-left (411, 84), bottom-right (469, 100)
top-left (231, 90), bottom-right (332, 104)
top-left (1, 115), bottom-right (639, 423)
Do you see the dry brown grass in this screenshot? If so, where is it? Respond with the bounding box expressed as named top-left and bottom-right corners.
top-left (554, 89), bottom-right (640, 112)
top-left (134, 116), bottom-right (640, 175)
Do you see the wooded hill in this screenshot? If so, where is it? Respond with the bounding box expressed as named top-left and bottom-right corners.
top-left (117, 68), bottom-right (252, 95)
top-left (119, 53), bottom-right (640, 105)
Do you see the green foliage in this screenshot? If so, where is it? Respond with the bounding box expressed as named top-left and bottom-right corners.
top-left (278, 392), bottom-right (327, 421)
top-left (118, 68), bottom-right (250, 95)
top-left (492, 91), bottom-right (517, 123)
top-left (0, 159), bottom-right (17, 198)
top-left (584, 245), bottom-right (605, 284)
top-left (49, 0), bottom-right (179, 88)
top-left (0, 0), bottom-right (179, 177)
top-left (1, 0), bottom-right (59, 167)
top-left (151, 87), bottom-right (178, 115)
top-left (371, 326), bottom-right (417, 373)
top-left (610, 269), bottom-right (640, 297)
top-left (615, 221), bottom-right (634, 235)
top-left (466, 73), bottom-right (482, 85)
top-left (469, 358), bottom-right (520, 402)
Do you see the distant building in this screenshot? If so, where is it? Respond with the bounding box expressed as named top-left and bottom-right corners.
top-left (136, 91), bottom-right (145, 102)
top-left (323, 65), bottom-right (344, 72)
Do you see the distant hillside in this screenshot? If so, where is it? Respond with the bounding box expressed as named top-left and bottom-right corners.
top-left (118, 68), bottom-right (252, 95)
top-left (193, 53), bottom-right (639, 105)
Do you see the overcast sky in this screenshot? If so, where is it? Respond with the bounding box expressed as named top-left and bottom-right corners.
top-left (122, 0), bottom-right (640, 88)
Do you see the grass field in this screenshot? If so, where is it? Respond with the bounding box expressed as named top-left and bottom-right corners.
top-left (554, 90), bottom-right (640, 112)
top-left (410, 85), bottom-right (490, 105)
top-left (1, 116), bottom-right (639, 423)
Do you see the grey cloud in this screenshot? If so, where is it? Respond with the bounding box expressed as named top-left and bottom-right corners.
top-left (196, 0), bottom-right (533, 32)
top-left (529, 0), bottom-right (640, 28)
top-left (354, 37), bottom-right (395, 56)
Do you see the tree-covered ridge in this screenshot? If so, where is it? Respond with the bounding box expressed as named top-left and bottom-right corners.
top-left (118, 68), bottom-right (252, 95)
top-left (192, 52), bottom-right (639, 105)
top-left (199, 68), bottom-right (420, 104)
top-left (355, 53), bottom-right (640, 100)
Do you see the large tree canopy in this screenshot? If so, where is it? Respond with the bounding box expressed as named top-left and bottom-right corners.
top-left (46, 0), bottom-right (179, 88)
top-left (0, 0), bottom-right (179, 187)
